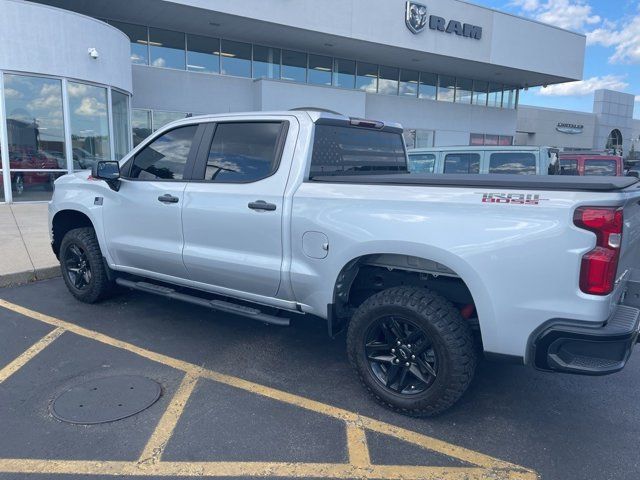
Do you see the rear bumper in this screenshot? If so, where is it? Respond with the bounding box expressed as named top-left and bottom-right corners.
top-left (530, 273), bottom-right (640, 376)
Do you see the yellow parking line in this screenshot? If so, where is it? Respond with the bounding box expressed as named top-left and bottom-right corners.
top-left (0, 459), bottom-right (536, 479)
top-left (0, 298), bottom-right (539, 479)
top-left (139, 373), bottom-right (199, 464)
top-left (0, 327), bottom-right (64, 383)
top-left (346, 422), bottom-right (370, 467)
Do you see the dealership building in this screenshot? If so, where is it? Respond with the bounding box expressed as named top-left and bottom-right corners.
top-left (0, 0), bottom-right (632, 203)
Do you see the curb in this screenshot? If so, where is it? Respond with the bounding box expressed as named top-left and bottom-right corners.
top-left (0, 265), bottom-right (61, 288)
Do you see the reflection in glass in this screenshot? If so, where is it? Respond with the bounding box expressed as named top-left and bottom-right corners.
top-left (472, 80), bottom-right (488, 106)
top-left (503, 88), bottom-right (517, 109)
top-left (438, 75), bottom-right (456, 102)
top-left (153, 111), bottom-right (188, 131)
top-left (67, 82), bottom-right (110, 169)
top-left (149, 28), bottom-right (186, 70)
top-left (253, 45), bottom-right (281, 79)
top-left (408, 153), bottom-right (436, 173)
top-left (132, 109), bottom-right (152, 146)
top-left (456, 78), bottom-right (473, 104)
top-left (378, 66), bottom-right (399, 95)
top-left (470, 133), bottom-right (484, 145)
top-left (10, 171), bottom-right (66, 202)
top-left (220, 40), bottom-right (252, 77)
top-left (111, 91), bottom-right (131, 160)
top-left (488, 83), bottom-right (503, 108)
top-left (4, 74), bottom-right (66, 170)
top-left (187, 34), bottom-right (220, 73)
top-left (356, 63), bottom-right (378, 93)
top-left (399, 70), bottom-right (419, 97)
top-left (308, 54), bottom-right (332, 86)
top-left (484, 134), bottom-right (499, 146)
top-left (444, 153), bottom-right (480, 174)
top-left (418, 72), bottom-right (437, 100)
top-left (108, 21), bottom-right (149, 65)
top-left (489, 153), bottom-right (535, 174)
top-left (333, 58), bottom-right (355, 88)
top-left (281, 50), bottom-right (307, 82)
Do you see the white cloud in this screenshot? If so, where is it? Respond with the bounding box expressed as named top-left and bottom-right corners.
top-left (67, 83), bottom-right (90, 98)
top-left (587, 15), bottom-right (640, 64)
top-left (537, 75), bottom-right (629, 96)
top-left (512, 0), bottom-right (600, 31)
top-left (74, 97), bottom-right (106, 116)
top-left (3, 88), bottom-right (22, 99)
top-left (152, 57), bottom-right (166, 68)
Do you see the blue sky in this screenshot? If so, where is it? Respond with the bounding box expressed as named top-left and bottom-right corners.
top-left (471, 0), bottom-right (640, 118)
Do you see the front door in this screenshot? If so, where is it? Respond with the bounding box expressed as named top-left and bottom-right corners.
top-left (103, 123), bottom-right (203, 279)
top-left (182, 119), bottom-right (294, 298)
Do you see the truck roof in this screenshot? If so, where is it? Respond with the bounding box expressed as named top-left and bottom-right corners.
top-left (409, 146), bottom-right (554, 153)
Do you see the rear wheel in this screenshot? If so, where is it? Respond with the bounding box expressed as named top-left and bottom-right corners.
top-left (12, 174), bottom-right (24, 196)
top-left (60, 227), bottom-right (114, 303)
top-left (347, 286), bottom-right (477, 416)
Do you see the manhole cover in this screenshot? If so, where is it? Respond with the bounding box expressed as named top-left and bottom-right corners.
top-left (51, 375), bottom-right (161, 424)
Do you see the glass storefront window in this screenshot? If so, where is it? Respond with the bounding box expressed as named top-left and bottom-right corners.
top-left (418, 72), bottom-right (437, 100)
top-left (281, 50), bottom-right (307, 83)
top-left (149, 28), bottom-right (186, 70)
top-left (488, 83), bottom-right (503, 108)
top-left (399, 70), bottom-right (419, 97)
top-left (132, 109), bottom-right (152, 147)
top-left (152, 111), bottom-right (188, 131)
top-left (109, 21), bottom-right (149, 65)
top-left (67, 82), bottom-right (110, 169)
top-left (456, 78), bottom-right (473, 104)
top-left (438, 75), bottom-right (456, 102)
top-left (186, 34), bottom-right (220, 73)
top-left (220, 40), bottom-right (252, 78)
top-left (503, 88), bottom-right (517, 109)
top-left (4, 74), bottom-right (66, 170)
top-left (356, 62), bottom-right (378, 93)
top-left (472, 80), bottom-right (488, 106)
top-left (378, 66), bottom-right (399, 95)
top-left (308, 54), bottom-right (332, 86)
top-left (484, 134), bottom-right (499, 146)
top-left (253, 45), bottom-right (281, 80)
top-left (111, 90), bottom-right (131, 159)
top-left (333, 58), bottom-right (355, 89)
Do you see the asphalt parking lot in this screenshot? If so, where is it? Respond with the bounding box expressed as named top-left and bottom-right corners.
top-left (0, 278), bottom-right (638, 480)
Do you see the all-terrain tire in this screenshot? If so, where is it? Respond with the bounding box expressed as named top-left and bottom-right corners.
top-left (60, 227), bottom-right (114, 303)
top-left (347, 286), bottom-right (477, 417)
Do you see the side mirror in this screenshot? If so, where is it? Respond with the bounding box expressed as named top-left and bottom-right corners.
top-left (92, 161), bottom-right (121, 191)
top-left (627, 170), bottom-right (639, 178)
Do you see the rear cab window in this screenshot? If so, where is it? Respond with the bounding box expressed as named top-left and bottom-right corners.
top-left (488, 152), bottom-right (536, 175)
top-left (309, 122), bottom-right (407, 178)
top-left (584, 159), bottom-right (617, 176)
top-left (444, 153), bottom-right (480, 174)
top-left (408, 153), bottom-right (436, 173)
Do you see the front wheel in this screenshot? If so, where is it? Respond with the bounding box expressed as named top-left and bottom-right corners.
top-left (347, 286), bottom-right (477, 417)
top-left (60, 227), bottom-right (114, 303)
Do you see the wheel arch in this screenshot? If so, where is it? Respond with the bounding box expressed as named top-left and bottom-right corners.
top-left (51, 209), bottom-right (95, 258)
top-left (329, 244), bottom-right (495, 345)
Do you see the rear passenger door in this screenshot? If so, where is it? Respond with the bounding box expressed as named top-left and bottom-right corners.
top-left (181, 118), bottom-right (295, 298)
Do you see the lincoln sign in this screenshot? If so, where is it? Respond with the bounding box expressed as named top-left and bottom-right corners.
top-left (405, 1), bottom-right (483, 40)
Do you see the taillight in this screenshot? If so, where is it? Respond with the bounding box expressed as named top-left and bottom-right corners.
top-left (574, 207), bottom-right (623, 295)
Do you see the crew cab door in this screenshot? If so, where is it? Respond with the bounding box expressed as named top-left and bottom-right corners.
top-left (182, 118), bottom-right (295, 298)
top-left (102, 122), bottom-right (205, 279)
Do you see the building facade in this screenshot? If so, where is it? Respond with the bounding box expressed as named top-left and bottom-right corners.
top-left (516, 89), bottom-right (639, 155)
top-left (1, 0), bottom-right (586, 202)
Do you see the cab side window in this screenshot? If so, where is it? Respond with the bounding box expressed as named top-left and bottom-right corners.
top-left (408, 153), bottom-right (436, 173)
top-left (202, 122), bottom-right (284, 183)
top-left (488, 152), bottom-right (536, 175)
top-left (444, 153), bottom-right (480, 174)
top-left (127, 125), bottom-right (198, 180)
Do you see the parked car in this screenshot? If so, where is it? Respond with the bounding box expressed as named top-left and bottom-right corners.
top-left (558, 153), bottom-right (624, 176)
top-left (49, 111), bottom-right (640, 416)
top-left (0, 147), bottom-right (60, 195)
top-left (408, 145), bottom-right (560, 175)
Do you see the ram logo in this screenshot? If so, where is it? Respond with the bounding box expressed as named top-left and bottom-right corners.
top-left (405, 1), bottom-right (428, 34)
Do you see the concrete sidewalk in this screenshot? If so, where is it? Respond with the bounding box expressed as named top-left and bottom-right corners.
top-left (0, 203), bottom-right (59, 287)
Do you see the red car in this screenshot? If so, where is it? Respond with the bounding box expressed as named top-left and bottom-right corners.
top-left (0, 147), bottom-right (62, 196)
top-left (558, 153), bottom-right (624, 176)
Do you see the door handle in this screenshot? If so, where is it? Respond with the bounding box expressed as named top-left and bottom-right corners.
top-left (158, 194), bottom-right (179, 204)
top-left (248, 200), bottom-right (276, 211)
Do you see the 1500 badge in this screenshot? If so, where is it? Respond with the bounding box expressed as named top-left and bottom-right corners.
top-left (479, 193), bottom-right (547, 205)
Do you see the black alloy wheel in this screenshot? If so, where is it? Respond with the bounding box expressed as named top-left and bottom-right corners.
top-left (63, 243), bottom-right (92, 290)
top-left (365, 316), bottom-right (438, 395)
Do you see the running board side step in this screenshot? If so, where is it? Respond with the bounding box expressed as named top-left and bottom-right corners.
top-left (115, 278), bottom-right (290, 326)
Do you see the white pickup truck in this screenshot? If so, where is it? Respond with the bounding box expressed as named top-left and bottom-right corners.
top-left (49, 110), bottom-right (640, 416)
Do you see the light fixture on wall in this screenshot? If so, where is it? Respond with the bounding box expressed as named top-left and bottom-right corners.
top-left (88, 48), bottom-right (99, 59)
